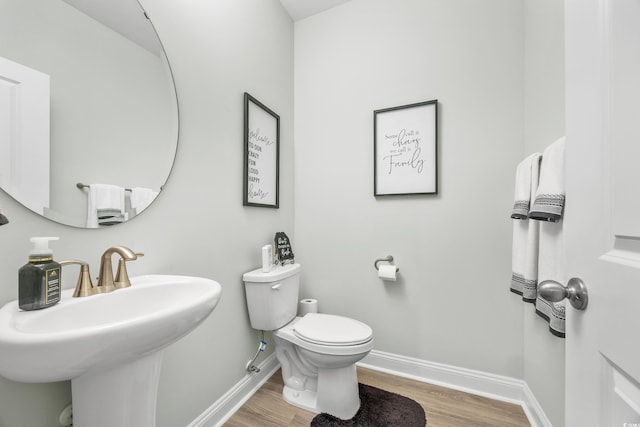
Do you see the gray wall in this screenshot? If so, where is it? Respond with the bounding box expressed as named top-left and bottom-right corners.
top-left (523, 0), bottom-right (566, 425)
top-left (293, 0), bottom-right (525, 378)
top-left (0, 0), bottom-right (293, 426)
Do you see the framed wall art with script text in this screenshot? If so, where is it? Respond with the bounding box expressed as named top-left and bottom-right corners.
top-left (244, 92), bottom-right (280, 208)
top-left (374, 100), bottom-right (438, 196)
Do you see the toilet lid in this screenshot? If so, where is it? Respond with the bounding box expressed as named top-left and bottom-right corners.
top-left (293, 313), bottom-right (373, 346)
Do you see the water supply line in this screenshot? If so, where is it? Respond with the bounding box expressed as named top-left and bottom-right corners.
top-left (246, 331), bottom-right (267, 373)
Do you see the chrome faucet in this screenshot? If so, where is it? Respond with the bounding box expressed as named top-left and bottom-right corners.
top-left (59, 246), bottom-right (143, 297)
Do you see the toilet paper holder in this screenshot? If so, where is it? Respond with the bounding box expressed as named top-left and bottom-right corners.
top-left (374, 255), bottom-right (399, 272)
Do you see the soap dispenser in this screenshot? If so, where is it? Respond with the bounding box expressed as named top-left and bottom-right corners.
top-left (19, 237), bottom-right (62, 310)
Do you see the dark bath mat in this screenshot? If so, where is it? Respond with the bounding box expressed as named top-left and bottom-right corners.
top-left (311, 383), bottom-right (427, 427)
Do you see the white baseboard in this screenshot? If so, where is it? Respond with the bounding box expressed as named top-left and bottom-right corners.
top-left (188, 349), bottom-right (552, 427)
top-left (187, 353), bottom-right (279, 427)
top-left (521, 382), bottom-right (554, 427)
top-left (358, 350), bottom-right (553, 427)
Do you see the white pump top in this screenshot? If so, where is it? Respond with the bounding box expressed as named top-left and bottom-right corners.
top-left (29, 237), bottom-right (59, 256)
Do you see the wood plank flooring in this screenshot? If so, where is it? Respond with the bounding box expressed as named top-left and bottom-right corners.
top-left (224, 367), bottom-right (530, 426)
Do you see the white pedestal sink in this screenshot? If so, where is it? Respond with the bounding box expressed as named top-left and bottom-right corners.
top-left (0, 275), bottom-right (222, 427)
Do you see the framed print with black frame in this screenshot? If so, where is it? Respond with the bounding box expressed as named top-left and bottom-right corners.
top-left (374, 100), bottom-right (438, 196)
top-left (243, 92), bottom-right (280, 208)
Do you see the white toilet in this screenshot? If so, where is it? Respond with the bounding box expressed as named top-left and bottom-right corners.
top-left (243, 263), bottom-right (374, 419)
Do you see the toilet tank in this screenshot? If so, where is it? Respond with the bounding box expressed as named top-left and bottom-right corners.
top-left (243, 263), bottom-right (301, 330)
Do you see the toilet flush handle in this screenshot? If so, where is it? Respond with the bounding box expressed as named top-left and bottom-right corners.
top-left (271, 283), bottom-right (281, 291)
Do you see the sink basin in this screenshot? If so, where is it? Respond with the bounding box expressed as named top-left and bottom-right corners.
top-left (0, 274), bottom-right (222, 426)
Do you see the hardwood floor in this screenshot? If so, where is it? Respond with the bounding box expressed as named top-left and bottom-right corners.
top-left (224, 367), bottom-right (530, 426)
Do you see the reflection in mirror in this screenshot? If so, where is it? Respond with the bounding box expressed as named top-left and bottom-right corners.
top-left (0, 0), bottom-right (179, 228)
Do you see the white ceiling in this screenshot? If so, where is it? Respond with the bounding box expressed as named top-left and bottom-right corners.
top-left (60, 0), bottom-right (351, 54)
top-left (61, 0), bottom-right (162, 55)
top-left (279, 0), bottom-right (352, 21)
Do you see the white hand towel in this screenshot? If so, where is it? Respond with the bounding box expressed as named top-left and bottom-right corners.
top-left (533, 138), bottom-right (567, 337)
top-left (511, 155), bottom-right (534, 219)
top-left (529, 137), bottom-right (566, 222)
top-left (510, 153), bottom-right (541, 302)
top-left (130, 187), bottom-right (158, 215)
top-left (535, 220), bottom-right (566, 338)
top-left (86, 184), bottom-right (125, 228)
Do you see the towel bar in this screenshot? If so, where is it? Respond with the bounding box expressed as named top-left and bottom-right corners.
top-left (76, 182), bottom-right (133, 192)
top-left (76, 182), bottom-right (163, 192)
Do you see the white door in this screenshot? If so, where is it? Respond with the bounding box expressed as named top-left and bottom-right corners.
top-left (0, 56), bottom-right (50, 214)
top-left (563, 0), bottom-right (640, 425)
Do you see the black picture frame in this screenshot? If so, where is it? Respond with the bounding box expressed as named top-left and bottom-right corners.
top-left (243, 92), bottom-right (280, 208)
top-left (374, 100), bottom-right (438, 196)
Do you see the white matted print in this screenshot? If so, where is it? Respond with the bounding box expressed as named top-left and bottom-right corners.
top-left (244, 93), bottom-right (279, 208)
top-left (374, 100), bottom-right (438, 196)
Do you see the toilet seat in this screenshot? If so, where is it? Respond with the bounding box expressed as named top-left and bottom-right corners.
top-left (294, 313), bottom-right (373, 346)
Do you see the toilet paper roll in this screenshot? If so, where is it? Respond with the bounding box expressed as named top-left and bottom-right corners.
top-left (261, 244), bottom-right (273, 273)
top-left (378, 264), bottom-right (398, 282)
top-left (299, 299), bottom-right (318, 316)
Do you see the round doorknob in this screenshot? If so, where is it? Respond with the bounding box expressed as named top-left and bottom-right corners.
top-left (538, 277), bottom-right (588, 310)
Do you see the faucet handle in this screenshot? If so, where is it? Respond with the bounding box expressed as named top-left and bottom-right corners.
top-left (59, 260), bottom-right (95, 297)
top-left (114, 252), bottom-right (144, 289)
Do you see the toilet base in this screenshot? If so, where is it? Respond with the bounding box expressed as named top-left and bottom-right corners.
top-left (282, 385), bottom-right (319, 414)
top-left (281, 364), bottom-right (360, 420)
top-left (316, 365), bottom-right (360, 419)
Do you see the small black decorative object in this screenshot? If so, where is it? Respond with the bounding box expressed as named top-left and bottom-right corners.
top-left (274, 232), bottom-right (294, 265)
top-left (0, 210), bottom-right (8, 226)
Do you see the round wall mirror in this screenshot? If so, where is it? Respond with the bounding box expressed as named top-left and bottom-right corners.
top-left (0, 0), bottom-right (179, 228)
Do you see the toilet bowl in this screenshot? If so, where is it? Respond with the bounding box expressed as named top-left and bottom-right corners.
top-left (243, 263), bottom-right (374, 419)
top-left (274, 314), bottom-right (374, 419)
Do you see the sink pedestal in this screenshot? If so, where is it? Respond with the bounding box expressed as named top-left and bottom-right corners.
top-left (72, 352), bottom-right (163, 427)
